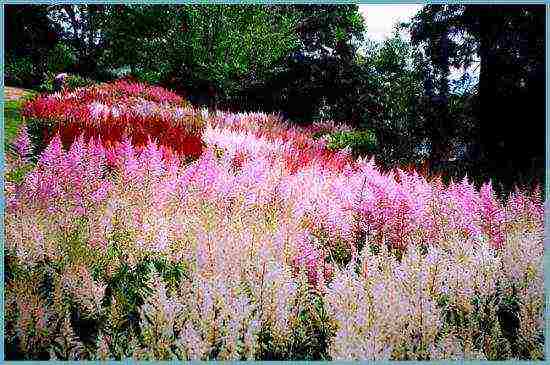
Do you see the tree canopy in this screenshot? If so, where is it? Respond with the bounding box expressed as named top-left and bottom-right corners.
top-left (4, 4), bottom-right (545, 192)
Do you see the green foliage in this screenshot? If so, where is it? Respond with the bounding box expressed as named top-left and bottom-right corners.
top-left (311, 230), bottom-right (353, 268)
top-left (6, 163), bottom-right (35, 184)
top-left (408, 5), bottom-right (545, 189)
top-left (433, 281), bottom-right (542, 361)
top-left (134, 70), bottom-right (163, 85)
top-left (239, 5), bottom-right (366, 122)
top-left (358, 34), bottom-right (429, 166)
top-left (5, 55), bottom-right (36, 87)
top-left (100, 5), bottom-right (300, 95)
top-left (38, 74), bottom-right (55, 93)
top-left (286, 5), bottom-right (365, 54)
top-left (325, 239), bottom-right (353, 268)
top-left (4, 99), bottom-right (26, 147)
top-left (26, 117), bottom-right (57, 157)
top-left (149, 258), bottom-right (191, 291)
top-left (326, 130), bottom-right (377, 157)
top-left (39, 73), bottom-right (96, 93)
top-left (4, 93), bottom-right (36, 156)
top-left (65, 74), bottom-right (95, 90)
top-left (46, 43), bottom-right (77, 74)
top-left (257, 284), bottom-right (334, 360)
top-left (55, 217), bottom-right (98, 270)
top-left (287, 289), bottom-right (334, 360)
top-left (105, 261), bottom-right (154, 326)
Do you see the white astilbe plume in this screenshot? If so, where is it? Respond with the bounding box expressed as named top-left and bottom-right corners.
top-left (61, 265), bottom-right (106, 317)
top-left (500, 229), bottom-right (544, 350)
top-left (325, 239), bottom-right (507, 360)
top-left (326, 250), bottom-right (443, 359)
top-left (139, 274), bottom-right (185, 359)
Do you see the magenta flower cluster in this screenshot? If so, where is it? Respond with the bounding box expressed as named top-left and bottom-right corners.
top-left (5, 84), bottom-right (544, 360)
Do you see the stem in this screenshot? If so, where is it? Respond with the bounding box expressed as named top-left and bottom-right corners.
top-left (258, 261), bottom-right (266, 322)
top-left (420, 291), bottom-right (423, 359)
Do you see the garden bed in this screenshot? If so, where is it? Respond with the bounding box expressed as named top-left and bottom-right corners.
top-left (4, 81), bottom-right (544, 361)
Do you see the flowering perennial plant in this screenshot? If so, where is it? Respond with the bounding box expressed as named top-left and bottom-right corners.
top-left (5, 82), bottom-right (545, 360)
top-left (22, 80), bottom-right (204, 158)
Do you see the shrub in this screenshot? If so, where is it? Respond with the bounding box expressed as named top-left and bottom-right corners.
top-left (4, 134), bottom-right (544, 360)
top-left (45, 43), bottom-right (77, 74)
top-left (7, 82), bottom-right (544, 360)
top-left (38, 73), bottom-right (55, 93)
top-left (5, 54), bottom-right (36, 87)
top-left (326, 129), bottom-right (378, 157)
top-left (134, 69), bottom-right (164, 85)
top-left (64, 74), bottom-right (96, 90)
top-left (23, 82), bottom-right (355, 168)
top-left (39, 73), bottom-right (96, 93)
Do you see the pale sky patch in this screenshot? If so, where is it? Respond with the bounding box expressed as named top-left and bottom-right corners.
top-left (358, 4), bottom-right (479, 87)
top-left (359, 4), bottom-right (423, 42)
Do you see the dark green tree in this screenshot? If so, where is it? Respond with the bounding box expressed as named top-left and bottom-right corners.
top-left (47, 5), bottom-right (108, 74)
top-left (463, 5), bottom-right (545, 188)
top-left (263, 5), bottom-right (367, 123)
top-left (409, 4), bottom-right (545, 188)
top-left (98, 4), bottom-right (300, 107)
top-left (409, 5), bottom-right (475, 165)
top-left (5, 5), bottom-right (59, 86)
top-left (365, 32), bottom-right (428, 166)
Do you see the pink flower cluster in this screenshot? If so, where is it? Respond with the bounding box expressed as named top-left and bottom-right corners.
top-left (5, 82), bottom-right (545, 360)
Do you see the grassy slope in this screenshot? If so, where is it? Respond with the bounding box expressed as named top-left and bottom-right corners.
top-left (4, 99), bottom-right (25, 146)
top-left (4, 90), bottom-right (37, 183)
top-left (4, 89), bottom-right (36, 146)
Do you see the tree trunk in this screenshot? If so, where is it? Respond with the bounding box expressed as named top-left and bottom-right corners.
top-left (429, 23), bottom-right (452, 167)
top-left (477, 8), bottom-right (503, 176)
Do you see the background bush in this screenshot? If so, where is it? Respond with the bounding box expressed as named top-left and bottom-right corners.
top-left (39, 73), bottom-right (96, 93)
top-left (64, 74), bottom-right (95, 90)
top-left (326, 130), bottom-right (378, 157)
top-left (134, 69), bottom-right (164, 85)
top-left (45, 43), bottom-right (77, 74)
top-left (5, 54), bottom-right (37, 87)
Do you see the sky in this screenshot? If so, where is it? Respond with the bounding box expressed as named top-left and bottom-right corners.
top-left (358, 4), bottom-right (423, 42)
top-left (358, 4), bottom-right (479, 87)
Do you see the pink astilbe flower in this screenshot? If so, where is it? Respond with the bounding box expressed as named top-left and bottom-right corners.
top-left (6, 276), bottom-right (55, 357)
top-left (116, 137), bottom-right (142, 182)
top-left (5, 101), bottom-right (545, 361)
top-left (479, 182), bottom-right (506, 248)
top-left (139, 138), bottom-right (166, 178)
top-left (23, 80), bottom-right (202, 159)
top-left (12, 125), bottom-right (32, 160)
top-left (91, 180), bottom-right (111, 204)
top-left (37, 134), bottom-right (64, 169)
top-left (292, 237), bottom-right (331, 285)
top-left (326, 240), bottom-right (506, 360)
